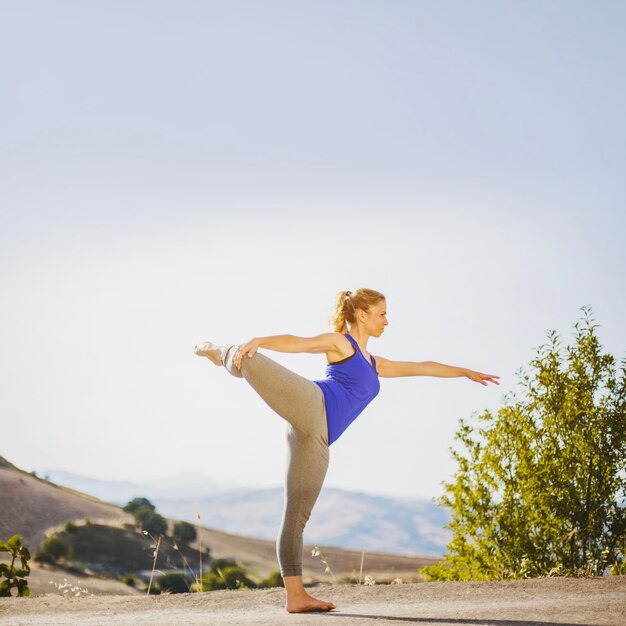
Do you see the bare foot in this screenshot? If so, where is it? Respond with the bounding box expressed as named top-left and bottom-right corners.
top-left (285, 592), bottom-right (336, 613)
top-left (193, 342), bottom-right (223, 366)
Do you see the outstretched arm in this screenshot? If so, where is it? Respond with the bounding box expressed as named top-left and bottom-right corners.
top-left (374, 356), bottom-right (500, 386)
top-left (233, 333), bottom-right (341, 369)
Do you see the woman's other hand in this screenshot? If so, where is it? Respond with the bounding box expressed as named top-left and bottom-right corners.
top-left (234, 339), bottom-right (261, 369)
top-left (466, 370), bottom-right (500, 386)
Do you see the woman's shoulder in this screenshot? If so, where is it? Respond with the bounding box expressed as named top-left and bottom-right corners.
top-left (325, 332), bottom-right (355, 362)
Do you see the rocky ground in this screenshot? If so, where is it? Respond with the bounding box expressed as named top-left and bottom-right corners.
top-left (1, 575), bottom-right (624, 625)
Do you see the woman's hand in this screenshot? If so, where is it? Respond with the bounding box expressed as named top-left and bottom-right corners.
top-left (234, 338), bottom-right (261, 370)
top-left (465, 369), bottom-right (500, 386)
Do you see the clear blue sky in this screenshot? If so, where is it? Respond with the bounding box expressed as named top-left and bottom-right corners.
top-left (1, 0), bottom-right (625, 500)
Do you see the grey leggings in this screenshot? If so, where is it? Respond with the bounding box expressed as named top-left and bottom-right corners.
top-left (220, 345), bottom-right (329, 577)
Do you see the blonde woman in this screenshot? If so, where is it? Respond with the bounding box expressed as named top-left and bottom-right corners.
top-left (194, 288), bottom-right (499, 613)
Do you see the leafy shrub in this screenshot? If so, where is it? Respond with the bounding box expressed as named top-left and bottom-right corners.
top-left (421, 307), bottom-right (626, 581)
top-left (35, 535), bottom-right (73, 565)
top-left (199, 563), bottom-right (257, 590)
top-left (258, 570), bottom-right (284, 588)
top-left (155, 572), bottom-right (192, 594)
top-left (418, 561), bottom-right (464, 582)
top-left (172, 521), bottom-right (197, 546)
top-left (49, 523), bottom-right (198, 574)
top-left (123, 497), bottom-right (156, 515)
top-left (209, 557), bottom-right (237, 573)
top-left (217, 565), bottom-right (256, 590)
top-left (134, 507), bottom-right (168, 536)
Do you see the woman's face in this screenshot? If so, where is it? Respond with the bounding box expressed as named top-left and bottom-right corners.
top-left (360, 299), bottom-right (388, 337)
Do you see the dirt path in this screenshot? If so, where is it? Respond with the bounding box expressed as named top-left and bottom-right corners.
top-left (1, 576), bottom-right (624, 626)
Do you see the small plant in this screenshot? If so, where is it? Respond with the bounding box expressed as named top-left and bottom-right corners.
top-left (312, 546), bottom-right (333, 576)
top-left (390, 577), bottom-right (403, 584)
top-left (49, 578), bottom-right (90, 597)
top-left (196, 513), bottom-right (203, 592)
top-left (142, 531), bottom-right (163, 595)
top-left (345, 569), bottom-right (359, 584)
top-left (358, 551), bottom-right (365, 584)
top-left (169, 538), bottom-right (203, 591)
top-left (0, 534), bottom-right (31, 597)
top-left (363, 575), bottom-right (376, 585)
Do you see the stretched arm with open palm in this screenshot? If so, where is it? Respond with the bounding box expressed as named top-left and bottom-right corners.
top-left (373, 356), bottom-right (500, 386)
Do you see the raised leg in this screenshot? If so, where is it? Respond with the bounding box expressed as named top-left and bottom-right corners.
top-left (195, 341), bottom-right (334, 611)
top-left (221, 345), bottom-right (329, 438)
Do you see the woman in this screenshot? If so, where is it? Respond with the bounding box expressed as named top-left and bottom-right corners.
top-left (194, 288), bottom-right (499, 613)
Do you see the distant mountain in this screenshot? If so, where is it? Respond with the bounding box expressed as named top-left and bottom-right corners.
top-left (154, 487), bottom-right (450, 557)
top-left (43, 470), bottom-right (450, 557)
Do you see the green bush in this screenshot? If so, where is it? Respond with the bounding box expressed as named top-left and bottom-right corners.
top-left (35, 535), bottom-right (73, 565)
top-left (172, 521), bottom-right (197, 546)
top-left (209, 557), bottom-right (237, 574)
top-left (218, 565), bottom-right (256, 590)
top-left (48, 523), bottom-right (199, 574)
top-left (123, 497), bottom-right (156, 515)
top-left (200, 563), bottom-right (257, 590)
top-left (156, 572), bottom-right (192, 594)
top-left (422, 307), bottom-right (626, 581)
top-left (258, 570), bottom-right (284, 588)
top-left (419, 561), bottom-right (464, 582)
top-left (197, 571), bottom-right (224, 591)
top-left (134, 507), bottom-right (168, 537)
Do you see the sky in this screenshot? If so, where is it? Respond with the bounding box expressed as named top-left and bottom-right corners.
top-left (1, 0), bottom-right (625, 502)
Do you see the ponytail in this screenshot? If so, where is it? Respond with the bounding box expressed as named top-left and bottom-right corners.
top-left (330, 291), bottom-right (353, 333)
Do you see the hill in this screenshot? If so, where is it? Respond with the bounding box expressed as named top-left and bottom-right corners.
top-left (0, 456), bottom-right (131, 548)
top-left (0, 456), bottom-right (439, 590)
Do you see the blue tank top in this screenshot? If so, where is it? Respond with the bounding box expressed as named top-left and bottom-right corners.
top-left (313, 333), bottom-right (381, 446)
